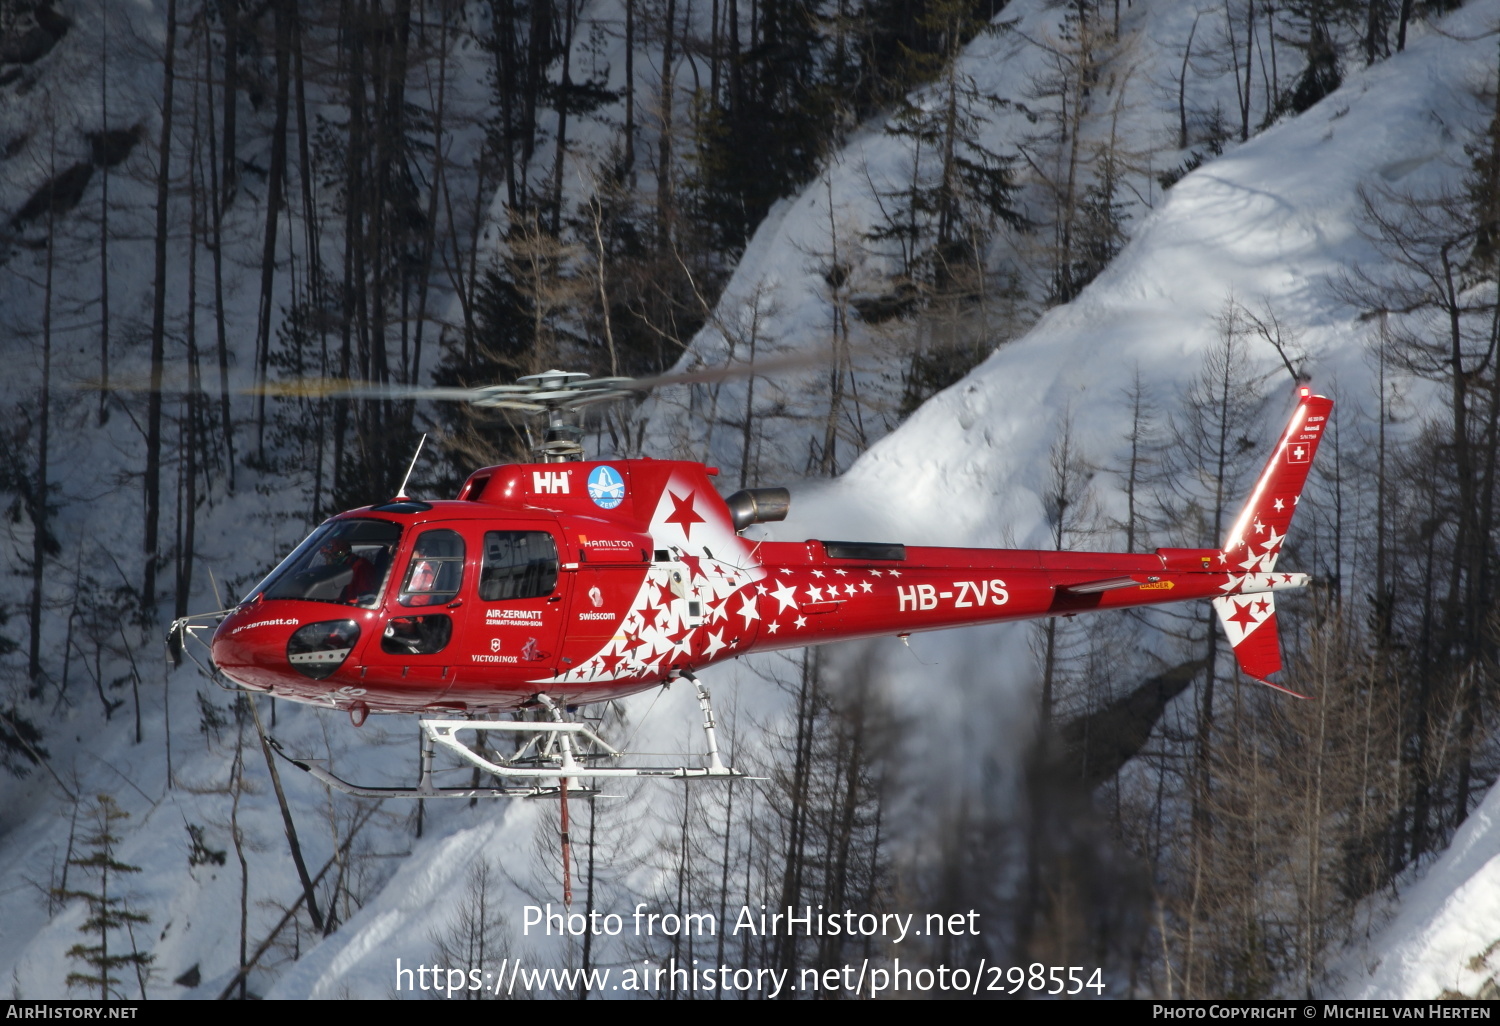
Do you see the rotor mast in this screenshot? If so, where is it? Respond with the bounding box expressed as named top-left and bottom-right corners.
top-left (474, 370), bottom-right (636, 463)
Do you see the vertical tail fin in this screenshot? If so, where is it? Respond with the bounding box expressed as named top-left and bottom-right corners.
top-left (1213, 387), bottom-right (1333, 696)
top-left (1220, 387), bottom-right (1334, 573)
top-left (1212, 594), bottom-right (1309, 694)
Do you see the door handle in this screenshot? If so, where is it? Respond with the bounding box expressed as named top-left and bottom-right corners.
top-left (446, 599), bottom-right (464, 609)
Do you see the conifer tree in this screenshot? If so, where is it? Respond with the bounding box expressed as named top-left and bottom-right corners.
top-left (55, 795), bottom-right (154, 1000)
top-left (865, 0), bottom-right (1026, 415)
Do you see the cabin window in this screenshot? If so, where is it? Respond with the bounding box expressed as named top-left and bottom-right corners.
top-left (480, 531), bottom-right (559, 600)
top-left (256, 518), bottom-right (401, 608)
top-left (381, 615), bottom-right (452, 655)
top-left (398, 529), bottom-right (465, 607)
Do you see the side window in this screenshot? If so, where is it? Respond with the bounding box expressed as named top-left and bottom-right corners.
top-left (398, 529), bottom-right (464, 607)
top-left (480, 531), bottom-right (559, 600)
top-left (382, 615), bottom-right (452, 655)
top-left (260, 519), bottom-right (401, 607)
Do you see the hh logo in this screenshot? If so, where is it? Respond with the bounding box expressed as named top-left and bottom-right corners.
top-left (533, 470), bottom-right (571, 494)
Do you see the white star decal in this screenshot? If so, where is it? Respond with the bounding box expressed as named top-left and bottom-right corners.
top-left (794, 616), bottom-right (807, 629)
top-left (702, 630), bottom-right (727, 658)
top-left (771, 580), bottom-right (799, 612)
top-left (860, 580), bottom-right (872, 592)
top-left (1273, 498), bottom-right (1285, 512)
top-left (889, 570), bottom-right (902, 577)
top-left (811, 570), bottom-right (825, 578)
top-left (806, 585), bottom-right (825, 602)
top-left (844, 583), bottom-right (856, 596)
top-left (834, 569), bottom-right (848, 576)
top-left (870, 570), bottom-right (883, 577)
top-left (756, 584), bottom-right (768, 595)
top-left (767, 621), bottom-right (780, 634)
top-left (1260, 527), bottom-right (1283, 553)
top-left (737, 594), bottom-right (761, 626)
top-left (1254, 518), bottom-right (1265, 534)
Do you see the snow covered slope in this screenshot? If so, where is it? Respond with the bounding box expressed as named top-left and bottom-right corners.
top-left (252, 0), bottom-right (1500, 996)
top-left (646, 0), bottom-right (1500, 1000)
top-left (5, 0), bottom-right (1500, 999)
top-left (1338, 782), bottom-right (1500, 999)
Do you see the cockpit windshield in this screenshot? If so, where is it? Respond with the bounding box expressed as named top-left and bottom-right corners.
top-left (245, 519), bottom-right (403, 607)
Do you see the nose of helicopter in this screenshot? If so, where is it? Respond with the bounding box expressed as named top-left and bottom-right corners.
top-left (211, 606), bottom-right (363, 692)
top-left (211, 607), bottom-right (297, 691)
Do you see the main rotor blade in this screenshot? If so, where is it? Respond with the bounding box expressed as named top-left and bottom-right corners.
top-left (73, 376), bottom-right (520, 403)
top-left (70, 342), bottom-right (863, 405)
top-left (630, 346), bottom-right (844, 390)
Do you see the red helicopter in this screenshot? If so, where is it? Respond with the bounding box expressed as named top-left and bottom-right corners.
top-left (197, 372), bottom-right (1332, 800)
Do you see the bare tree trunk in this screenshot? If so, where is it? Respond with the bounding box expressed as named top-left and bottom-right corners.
top-left (410, 4), bottom-right (450, 390)
top-left (657, 0), bottom-right (677, 243)
top-left (551, 0), bottom-right (577, 235)
top-left (97, 3), bottom-right (110, 426)
top-left (175, 90), bottom-right (203, 641)
top-left (1121, 371), bottom-right (1148, 551)
top-left (28, 132), bottom-right (56, 695)
top-left (492, 0), bottom-right (520, 207)
top-left (144, 0), bottom-right (179, 615)
top-left (253, 0), bottom-right (293, 455)
top-left (292, 3), bottom-right (327, 516)
top-left (709, 0), bottom-right (720, 108)
top-left (776, 648), bottom-right (818, 978)
top-left (521, 0), bottom-right (551, 190)
top-left (1178, 14), bottom-right (1199, 150)
top-left (335, 0), bottom-right (370, 503)
top-left (221, 0), bottom-right (238, 206)
top-left (1241, 0), bottom-right (1254, 140)
top-left (231, 730), bottom-right (249, 1000)
top-left (203, 7), bottom-right (235, 489)
top-left (247, 696), bottom-right (325, 932)
top-left (624, 0), bottom-right (636, 177)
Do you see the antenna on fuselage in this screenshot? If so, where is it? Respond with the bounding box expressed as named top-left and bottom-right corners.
top-left (395, 434), bottom-right (427, 500)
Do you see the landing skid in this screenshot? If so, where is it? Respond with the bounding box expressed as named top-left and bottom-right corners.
top-left (268, 674), bottom-right (754, 799)
top-left (266, 734), bottom-right (566, 799)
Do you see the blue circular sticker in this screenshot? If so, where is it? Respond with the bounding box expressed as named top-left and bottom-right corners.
top-left (587, 465), bottom-right (626, 509)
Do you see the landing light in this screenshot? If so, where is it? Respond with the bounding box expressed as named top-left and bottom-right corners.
top-left (287, 620), bottom-right (361, 680)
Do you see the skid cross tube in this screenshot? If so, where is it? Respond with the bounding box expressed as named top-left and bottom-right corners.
top-left (422, 719), bottom-right (740, 779)
top-left (266, 680), bottom-right (757, 799)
